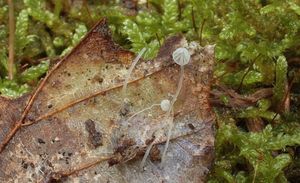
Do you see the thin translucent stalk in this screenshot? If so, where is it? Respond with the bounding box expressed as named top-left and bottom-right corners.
top-left (140, 139), bottom-right (156, 170)
top-left (168, 66), bottom-right (184, 114)
top-left (161, 66), bottom-right (184, 166)
top-left (122, 47), bottom-right (146, 100)
top-left (160, 112), bottom-right (174, 167)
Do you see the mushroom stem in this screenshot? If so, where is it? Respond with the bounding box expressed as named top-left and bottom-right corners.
top-left (160, 113), bottom-right (174, 167)
top-left (137, 99), bottom-right (171, 169)
top-left (161, 65), bottom-right (185, 166)
top-left (168, 65), bottom-right (184, 114)
top-left (140, 139), bottom-right (156, 170)
top-left (122, 47), bottom-right (146, 100)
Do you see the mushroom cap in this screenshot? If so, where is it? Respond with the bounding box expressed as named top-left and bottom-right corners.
top-left (160, 99), bottom-right (171, 112)
top-left (172, 47), bottom-right (191, 66)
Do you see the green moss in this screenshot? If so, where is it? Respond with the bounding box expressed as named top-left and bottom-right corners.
top-left (15, 9), bottom-right (29, 57)
top-left (20, 59), bottom-right (49, 83)
top-left (0, 79), bottom-right (29, 98)
top-left (209, 117), bottom-right (300, 182)
top-left (0, 0), bottom-right (92, 97)
top-left (273, 56), bottom-right (288, 106)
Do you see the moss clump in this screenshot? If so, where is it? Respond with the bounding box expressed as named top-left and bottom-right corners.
top-left (0, 0), bottom-right (89, 97)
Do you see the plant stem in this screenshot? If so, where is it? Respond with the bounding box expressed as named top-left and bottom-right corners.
top-left (8, 0), bottom-right (15, 80)
top-left (177, 0), bottom-right (182, 20)
top-left (199, 19), bottom-right (206, 46)
top-left (191, 7), bottom-right (197, 33)
top-left (237, 55), bottom-right (260, 91)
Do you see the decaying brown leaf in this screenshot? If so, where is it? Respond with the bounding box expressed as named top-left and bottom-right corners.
top-left (0, 19), bottom-right (215, 183)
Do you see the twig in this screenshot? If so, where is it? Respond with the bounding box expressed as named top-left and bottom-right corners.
top-left (246, 117), bottom-right (264, 132)
top-left (210, 86), bottom-right (273, 108)
top-left (199, 19), bottom-right (206, 46)
top-left (191, 7), bottom-right (197, 33)
top-left (38, 156), bottom-right (113, 183)
top-left (177, 0), bottom-right (182, 20)
top-left (155, 33), bottom-right (161, 47)
top-left (7, 0), bottom-right (15, 80)
top-left (61, 156), bottom-right (113, 177)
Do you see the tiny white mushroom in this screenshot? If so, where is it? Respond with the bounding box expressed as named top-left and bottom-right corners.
top-left (170, 47), bottom-right (191, 104)
top-left (172, 47), bottom-right (191, 66)
top-left (161, 47), bottom-right (191, 167)
top-left (160, 99), bottom-right (171, 112)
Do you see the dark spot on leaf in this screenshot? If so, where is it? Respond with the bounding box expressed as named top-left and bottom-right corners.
top-left (188, 123), bottom-right (195, 130)
top-left (85, 119), bottom-right (103, 148)
top-left (27, 115), bottom-right (35, 122)
top-left (108, 157), bottom-right (121, 167)
top-left (115, 138), bottom-right (136, 154)
top-left (42, 172), bottom-right (64, 183)
top-left (120, 102), bottom-right (131, 116)
top-left (91, 75), bottom-right (104, 84)
top-left (29, 162), bottom-right (35, 168)
top-left (21, 160), bottom-right (28, 169)
top-left (37, 138), bottom-right (46, 144)
top-left (150, 145), bottom-right (161, 162)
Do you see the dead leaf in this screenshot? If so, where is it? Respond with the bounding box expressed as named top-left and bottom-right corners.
top-left (0, 19), bottom-right (215, 183)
